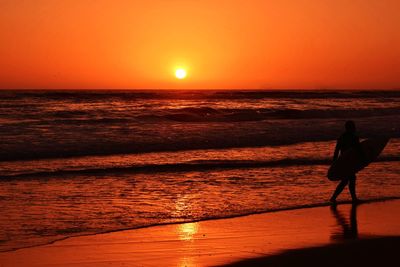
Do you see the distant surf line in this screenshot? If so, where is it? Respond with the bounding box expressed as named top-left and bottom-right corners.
top-left (2, 157), bottom-right (398, 180)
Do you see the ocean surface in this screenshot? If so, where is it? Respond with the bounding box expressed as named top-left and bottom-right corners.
top-left (0, 90), bottom-right (399, 251)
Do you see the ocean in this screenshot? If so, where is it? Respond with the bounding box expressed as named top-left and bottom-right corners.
top-left (0, 90), bottom-right (399, 251)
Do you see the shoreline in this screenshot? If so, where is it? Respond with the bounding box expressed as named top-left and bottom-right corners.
top-left (1, 199), bottom-right (399, 266)
top-left (1, 196), bottom-right (399, 254)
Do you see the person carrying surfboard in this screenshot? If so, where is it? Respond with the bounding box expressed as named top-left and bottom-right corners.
top-left (330, 120), bottom-right (366, 204)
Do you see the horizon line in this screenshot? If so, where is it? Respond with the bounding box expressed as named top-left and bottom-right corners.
top-left (1, 88), bottom-right (400, 91)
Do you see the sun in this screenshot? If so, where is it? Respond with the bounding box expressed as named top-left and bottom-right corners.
top-left (175, 69), bottom-right (187, 79)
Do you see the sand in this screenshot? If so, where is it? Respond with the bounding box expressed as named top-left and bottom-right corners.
top-left (225, 236), bottom-right (400, 267)
top-left (0, 200), bottom-right (399, 267)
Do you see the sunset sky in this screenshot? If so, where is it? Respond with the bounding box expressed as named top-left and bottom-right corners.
top-left (0, 0), bottom-right (399, 89)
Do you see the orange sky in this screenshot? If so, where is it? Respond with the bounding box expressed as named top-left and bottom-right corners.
top-left (0, 0), bottom-right (399, 89)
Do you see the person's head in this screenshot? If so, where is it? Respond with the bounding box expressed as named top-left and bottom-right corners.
top-left (345, 120), bottom-right (356, 133)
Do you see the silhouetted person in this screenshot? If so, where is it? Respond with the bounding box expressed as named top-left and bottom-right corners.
top-left (330, 203), bottom-right (358, 241)
top-left (330, 121), bottom-right (364, 204)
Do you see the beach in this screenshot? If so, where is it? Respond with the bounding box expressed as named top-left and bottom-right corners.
top-left (2, 0), bottom-right (400, 265)
top-left (1, 199), bottom-right (399, 266)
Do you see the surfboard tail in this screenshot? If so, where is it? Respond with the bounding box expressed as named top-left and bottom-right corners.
top-left (327, 137), bottom-right (390, 181)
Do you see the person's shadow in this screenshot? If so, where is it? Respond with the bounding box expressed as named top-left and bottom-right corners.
top-left (330, 203), bottom-right (359, 241)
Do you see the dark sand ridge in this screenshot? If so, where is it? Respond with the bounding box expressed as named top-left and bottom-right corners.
top-left (224, 237), bottom-right (400, 267)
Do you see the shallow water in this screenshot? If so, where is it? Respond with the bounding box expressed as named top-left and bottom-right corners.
top-left (0, 151), bottom-right (399, 251)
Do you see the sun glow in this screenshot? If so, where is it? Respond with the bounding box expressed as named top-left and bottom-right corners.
top-left (175, 69), bottom-right (187, 79)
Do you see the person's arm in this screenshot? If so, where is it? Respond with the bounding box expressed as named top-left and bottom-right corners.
top-left (354, 136), bottom-right (367, 164)
top-left (333, 139), bottom-right (341, 161)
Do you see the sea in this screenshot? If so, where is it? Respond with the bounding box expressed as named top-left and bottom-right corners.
top-left (0, 90), bottom-right (399, 252)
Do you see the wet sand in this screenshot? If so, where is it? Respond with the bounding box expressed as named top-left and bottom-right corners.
top-left (0, 200), bottom-right (399, 267)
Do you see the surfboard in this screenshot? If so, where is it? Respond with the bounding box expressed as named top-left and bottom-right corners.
top-left (327, 137), bottom-right (389, 181)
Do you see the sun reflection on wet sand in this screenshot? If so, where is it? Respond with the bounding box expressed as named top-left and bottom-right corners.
top-left (179, 256), bottom-right (196, 267)
top-left (176, 223), bottom-right (200, 266)
top-left (178, 222), bottom-right (199, 241)
top-left (173, 192), bottom-right (201, 266)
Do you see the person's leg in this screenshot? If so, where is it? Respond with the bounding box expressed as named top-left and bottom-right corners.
top-left (330, 179), bottom-right (349, 203)
top-left (349, 174), bottom-right (358, 202)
